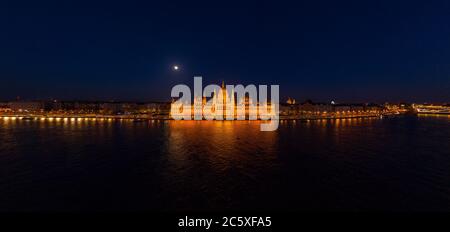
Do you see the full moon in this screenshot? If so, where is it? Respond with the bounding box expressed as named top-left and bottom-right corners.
top-left (173, 65), bottom-right (179, 71)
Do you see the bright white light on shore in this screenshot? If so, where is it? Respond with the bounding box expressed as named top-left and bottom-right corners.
top-left (173, 65), bottom-right (179, 71)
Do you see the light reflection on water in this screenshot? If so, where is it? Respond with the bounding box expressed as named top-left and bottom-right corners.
top-left (0, 116), bottom-right (449, 211)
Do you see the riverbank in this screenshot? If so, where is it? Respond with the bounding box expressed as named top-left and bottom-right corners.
top-left (0, 112), bottom-right (405, 121)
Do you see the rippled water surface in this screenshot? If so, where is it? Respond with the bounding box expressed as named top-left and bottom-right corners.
top-left (0, 115), bottom-right (449, 211)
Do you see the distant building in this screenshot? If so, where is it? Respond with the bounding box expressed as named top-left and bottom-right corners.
top-left (0, 102), bottom-right (11, 113)
top-left (365, 103), bottom-right (384, 112)
top-left (141, 102), bottom-right (171, 114)
top-left (45, 101), bottom-right (101, 114)
top-left (99, 102), bottom-right (170, 115)
top-left (333, 104), bottom-right (352, 113)
top-left (74, 101), bottom-right (101, 113)
top-left (101, 102), bottom-right (124, 114)
top-left (286, 97), bottom-right (296, 105)
top-left (280, 103), bottom-right (299, 116)
top-left (9, 101), bottom-right (44, 113)
top-left (299, 100), bottom-right (332, 113)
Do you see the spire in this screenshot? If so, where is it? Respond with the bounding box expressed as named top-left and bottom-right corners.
top-left (221, 80), bottom-right (225, 89)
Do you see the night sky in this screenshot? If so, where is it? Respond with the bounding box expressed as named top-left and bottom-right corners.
top-left (1, 0), bottom-right (450, 103)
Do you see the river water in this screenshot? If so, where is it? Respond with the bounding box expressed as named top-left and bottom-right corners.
top-left (0, 115), bottom-right (449, 211)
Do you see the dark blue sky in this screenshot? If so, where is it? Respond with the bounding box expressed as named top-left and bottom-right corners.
top-left (1, 0), bottom-right (450, 103)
